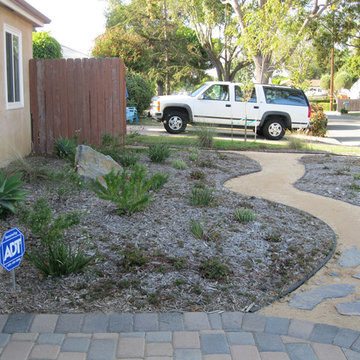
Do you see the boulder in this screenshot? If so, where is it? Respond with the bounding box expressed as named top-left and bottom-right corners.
top-left (75, 145), bottom-right (123, 186)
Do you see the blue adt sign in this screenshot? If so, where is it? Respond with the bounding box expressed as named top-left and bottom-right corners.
top-left (0, 228), bottom-right (25, 272)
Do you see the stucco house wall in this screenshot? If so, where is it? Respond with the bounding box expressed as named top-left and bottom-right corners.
top-left (0, 0), bottom-right (49, 167)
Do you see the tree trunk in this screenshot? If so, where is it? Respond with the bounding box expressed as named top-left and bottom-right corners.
top-left (157, 80), bottom-right (164, 96)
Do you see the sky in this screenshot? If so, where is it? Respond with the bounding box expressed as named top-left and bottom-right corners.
top-left (27, 0), bottom-right (108, 55)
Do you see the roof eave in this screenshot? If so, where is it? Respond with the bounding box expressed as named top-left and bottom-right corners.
top-left (0, 0), bottom-right (51, 27)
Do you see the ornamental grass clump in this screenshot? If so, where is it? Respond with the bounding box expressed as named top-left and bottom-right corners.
top-left (172, 160), bottom-right (188, 170)
top-left (148, 144), bottom-right (170, 163)
top-left (20, 198), bottom-right (94, 276)
top-left (190, 185), bottom-right (213, 207)
top-left (0, 170), bottom-right (28, 217)
top-left (235, 208), bottom-right (256, 223)
top-left (92, 164), bottom-right (167, 215)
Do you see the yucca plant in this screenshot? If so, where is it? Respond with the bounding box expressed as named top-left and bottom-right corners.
top-left (54, 136), bottom-right (76, 163)
top-left (189, 219), bottom-right (220, 242)
top-left (0, 170), bottom-right (28, 216)
top-left (235, 208), bottom-right (256, 223)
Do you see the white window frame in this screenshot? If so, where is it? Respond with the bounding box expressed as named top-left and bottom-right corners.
top-left (4, 24), bottom-right (24, 110)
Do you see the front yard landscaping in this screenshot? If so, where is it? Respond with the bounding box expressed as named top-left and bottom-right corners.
top-left (0, 146), bottom-right (335, 314)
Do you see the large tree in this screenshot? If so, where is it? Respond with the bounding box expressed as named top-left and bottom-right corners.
top-left (105, 0), bottom-right (211, 95)
top-left (180, 0), bottom-right (250, 81)
top-left (222, 0), bottom-right (340, 83)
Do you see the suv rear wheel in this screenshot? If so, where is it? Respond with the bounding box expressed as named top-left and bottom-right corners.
top-left (163, 110), bottom-right (188, 134)
top-left (263, 119), bottom-right (285, 140)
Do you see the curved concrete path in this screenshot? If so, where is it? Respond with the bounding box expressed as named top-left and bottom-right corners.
top-left (225, 152), bottom-right (360, 331)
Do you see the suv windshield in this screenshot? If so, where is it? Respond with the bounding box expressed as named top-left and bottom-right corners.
top-left (191, 84), bottom-right (209, 97)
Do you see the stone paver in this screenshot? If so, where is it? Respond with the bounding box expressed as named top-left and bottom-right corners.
top-left (288, 284), bottom-right (355, 310)
top-left (338, 246), bottom-right (360, 267)
top-left (201, 332), bottom-right (230, 354)
top-left (336, 301), bottom-right (360, 316)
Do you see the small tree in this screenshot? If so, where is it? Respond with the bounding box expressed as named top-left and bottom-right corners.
top-left (33, 32), bottom-right (62, 59)
top-left (334, 71), bottom-right (352, 90)
top-left (92, 27), bottom-right (151, 74)
top-left (320, 74), bottom-right (331, 90)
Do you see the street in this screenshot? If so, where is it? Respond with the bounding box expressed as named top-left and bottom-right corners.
top-left (128, 112), bottom-right (360, 147)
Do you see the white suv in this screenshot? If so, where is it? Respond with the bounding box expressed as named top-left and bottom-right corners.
top-left (149, 82), bottom-right (311, 140)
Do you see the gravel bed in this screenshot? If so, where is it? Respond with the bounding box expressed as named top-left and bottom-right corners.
top-left (0, 149), bottom-right (334, 314)
top-left (295, 154), bottom-right (360, 206)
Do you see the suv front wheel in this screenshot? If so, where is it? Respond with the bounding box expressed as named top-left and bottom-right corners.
top-left (163, 110), bottom-right (188, 134)
top-left (263, 119), bottom-right (285, 140)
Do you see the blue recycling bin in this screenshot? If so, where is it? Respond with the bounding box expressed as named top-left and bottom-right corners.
top-left (126, 107), bottom-right (139, 124)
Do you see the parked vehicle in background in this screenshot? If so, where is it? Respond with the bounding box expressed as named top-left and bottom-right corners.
top-left (149, 82), bottom-right (311, 140)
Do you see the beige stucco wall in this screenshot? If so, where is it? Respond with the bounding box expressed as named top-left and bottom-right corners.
top-left (0, 5), bottom-right (33, 167)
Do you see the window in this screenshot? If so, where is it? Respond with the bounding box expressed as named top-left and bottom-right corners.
top-left (4, 25), bottom-right (23, 109)
top-left (263, 87), bottom-right (307, 106)
top-left (202, 85), bottom-right (229, 101)
top-left (235, 86), bottom-right (257, 103)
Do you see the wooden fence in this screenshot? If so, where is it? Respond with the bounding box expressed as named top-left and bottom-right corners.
top-left (337, 99), bottom-right (360, 112)
top-left (30, 58), bottom-right (126, 154)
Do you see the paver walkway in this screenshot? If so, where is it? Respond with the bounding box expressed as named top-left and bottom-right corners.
top-left (1, 151), bottom-right (360, 359)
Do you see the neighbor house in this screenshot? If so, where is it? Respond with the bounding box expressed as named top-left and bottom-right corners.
top-left (0, 0), bottom-right (50, 166)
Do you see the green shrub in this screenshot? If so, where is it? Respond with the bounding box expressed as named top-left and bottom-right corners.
top-left (200, 257), bottom-right (229, 280)
top-left (190, 186), bottom-right (213, 206)
top-left (49, 166), bottom-right (84, 201)
top-left (190, 170), bottom-right (205, 180)
top-left (98, 133), bottom-right (124, 163)
top-left (0, 170), bottom-right (27, 217)
top-left (126, 72), bottom-right (155, 114)
top-left (353, 174), bottom-right (360, 180)
top-left (189, 154), bottom-right (200, 162)
top-left (308, 103), bottom-right (328, 137)
top-left (92, 164), bottom-right (164, 215)
top-left (118, 149), bottom-right (139, 168)
top-left (33, 31), bottom-right (62, 59)
top-left (20, 198), bottom-right (94, 276)
top-left (148, 144), bottom-right (170, 163)
top-left (172, 160), bottom-right (188, 170)
top-left (121, 245), bottom-right (148, 270)
top-left (196, 126), bottom-right (214, 148)
top-left (340, 108), bottom-right (349, 114)
top-left (235, 208), bottom-right (256, 223)
top-left (54, 136), bottom-right (76, 163)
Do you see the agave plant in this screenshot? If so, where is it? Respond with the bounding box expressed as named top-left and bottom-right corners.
top-left (0, 170), bottom-right (28, 216)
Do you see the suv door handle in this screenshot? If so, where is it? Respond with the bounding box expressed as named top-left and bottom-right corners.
top-left (226, 104), bottom-right (231, 107)
top-left (253, 106), bottom-right (259, 109)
